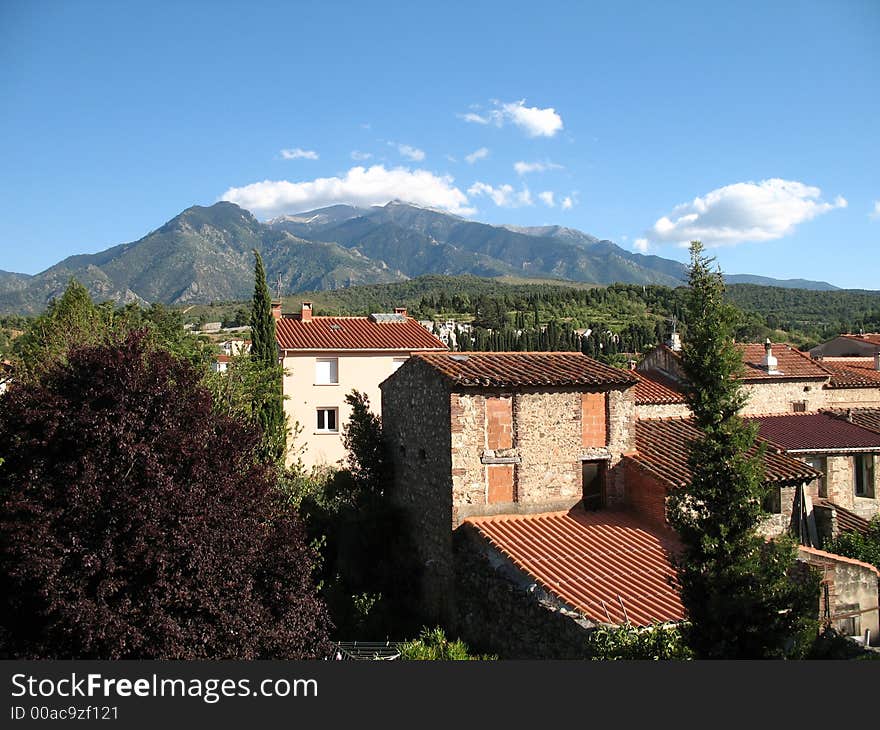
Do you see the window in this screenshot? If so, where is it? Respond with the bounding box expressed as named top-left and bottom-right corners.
top-left (316, 408), bottom-right (338, 433)
top-left (582, 460), bottom-right (606, 511)
top-left (854, 454), bottom-right (875, 498)
top-left (791, 401), bottom-right (807, 413)
top-left (315, 358), bottom-right (338, 385)
top-left (804, 456), bottom-right (827, 498)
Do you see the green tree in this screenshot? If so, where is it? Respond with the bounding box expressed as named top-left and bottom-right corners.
top-left (398, 627), bottom-right (495, 660)
top-left (342, 390), bottom-right (388, 500)
top-left (249, 250), bottom-right (286, 463)
top-left (666, 241), bottom-right (819, 659)
top-left (825, 518), bottom-right (880, 571)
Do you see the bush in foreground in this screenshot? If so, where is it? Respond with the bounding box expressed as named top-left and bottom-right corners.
top-left (0, 332), bottom-right (331, 659)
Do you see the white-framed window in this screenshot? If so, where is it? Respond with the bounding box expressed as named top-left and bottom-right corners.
top-left (316, 408), bottom-right (339, 433)
top-left (315, 358), bottom-right (339, 385)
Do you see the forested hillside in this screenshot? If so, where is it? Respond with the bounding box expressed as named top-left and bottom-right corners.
top-left (4, 276), bottom-right (878, 363)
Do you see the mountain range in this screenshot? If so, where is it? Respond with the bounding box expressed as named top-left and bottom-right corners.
top-left (0, 200), bottom-right (840, 314)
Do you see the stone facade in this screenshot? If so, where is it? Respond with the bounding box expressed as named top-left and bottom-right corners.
top-left (453, 525), bottom-right (596, 659)
top-left (740, 380), bottom-right (827, 415)
top-left (635, 402), bottom-right (691, 420)
top-left (380, 357), bottom-right (455, 625)
top-left (825, 387), bottom-right (880, 409)
top-left (799, 547), bottom-right (879, 642)
top-left (820, 453), bottom-right (879, 520)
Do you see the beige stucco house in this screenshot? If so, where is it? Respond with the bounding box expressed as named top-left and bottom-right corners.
top-left (274, 302), bottom-right (446, 469)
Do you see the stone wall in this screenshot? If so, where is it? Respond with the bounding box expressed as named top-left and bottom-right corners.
top-left (798, 547), bottom-right (880, 644)
top-left (825, 387), bottom-right (880, 409)
top-left (822, 453), bottom-right (879, 520)
top-left (635, 402), bottom-right (692, 420)
top-left (453, 525), bottom-right (596, 658)
top-left (639, 346), bottom-right (685, 380)
top-left (451, 385), bottom-right (635, 523)
top-left (380, 358), bottom-right (455, 626)
top-left (740, 379), bottom-right (827, 415)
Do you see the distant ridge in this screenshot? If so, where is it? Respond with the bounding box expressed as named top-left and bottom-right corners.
top-left (0, 200), bottom-right (844, 314)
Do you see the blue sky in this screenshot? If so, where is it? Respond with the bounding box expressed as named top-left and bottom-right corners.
top-left (1, 0), bottom-right (877, 288)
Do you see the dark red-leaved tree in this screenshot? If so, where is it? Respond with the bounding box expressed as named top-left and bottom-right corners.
top-left (0, 331), bottom-right (332, 659)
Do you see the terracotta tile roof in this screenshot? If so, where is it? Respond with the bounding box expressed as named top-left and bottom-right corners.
top-left (412, 352), bottom-right (639, 389)
top-left (738, 343), bottom-right (829, 381)
top-left (817, 360), bottom-right (880, 389)
top-left (465, 509), bottom-right (684, 626)
top-left (632, 370), bottom-right (688, 405)
top-left (813, 499), bottom-right (873, 535)
top-left (632, 417), bottom-right (819, 488)
top-left (747, 413), bottom-right (880, 452)
top-left (276, 316), bottom-right (447, 352)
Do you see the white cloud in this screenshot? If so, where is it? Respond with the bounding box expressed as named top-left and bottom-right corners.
top-left (465, 147), bottom-right (489, 164)
top-left (280, 147), bottom-right (319, 160)
top-left (502, 100), bottom-right (564, 137)
top-left (460, 99), bottom-right (564, 137)
top-left (468, 182), bottom-right (533, 208)
top-left (538, 191), bottom-right (555, 207)
top-left (445, 154), bottom-right (458, 163)
top-left (221, 165), bottom-right (475, 218)
top-left (561, 195), bottom-right (575, 210)
top-left (647, 178), bottom-right (848, 247)
top-left (350, 150), bottom-right (373, 161)
top-left (395, 143), bottom-right (425, 161)
top-left (634, 238), bottom-right (649, 253)
top-left (459, 112), bottom-right (490, 124)
top-left (870, 200), bottom-right (880, 220)
top-left (514, 160), bottom-right (564, 175)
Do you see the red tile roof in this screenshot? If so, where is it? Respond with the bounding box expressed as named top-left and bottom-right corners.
top-left (817, 360), bottom-right (880, 389)
top-left (748, 413), bottom-right (880, 452)
top-left (412, 352), bottom-right (639, 389)
top-left (276, 316), bottom-right (446, 352)
top-left (632, 417), bottom-right (819, 488)
top-left (738, 343), bottom-right (829, 381)
top-left (813, 499), bottom-right (873, 535)
top-left (632, 370), bottom-right (688, 405)
top-left (466, 509), bottom-right (684, 626)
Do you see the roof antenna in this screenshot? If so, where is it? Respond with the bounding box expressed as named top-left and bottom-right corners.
top-left (274, 275), bottom-right (283, 301)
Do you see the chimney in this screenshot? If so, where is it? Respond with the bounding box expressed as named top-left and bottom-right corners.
top-left (394, 306), bottom-right (407, 317)
top-left (271, 301), bottom-right (282, 321)
top-left (763, 338), bottom-right (780, 374)
top-left (667, 331), bottom-right (682, 352)
top-left (301, 302), bottom-right (313, 322)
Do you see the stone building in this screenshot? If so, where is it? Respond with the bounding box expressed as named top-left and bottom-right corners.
top-left (810, 333), bottom-right (880, 358)
top-left (749, 412), bottom-right (880, 522)
top-left (275, 302), bottom-right (446, 468)
top-left (380, 351), bottom-right (641, 628)
top-left (637, 340), bottom-right (880, 416)
top-left (380, 350), bottom-right (880, 655)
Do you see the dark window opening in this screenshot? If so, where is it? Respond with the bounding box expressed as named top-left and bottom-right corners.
top-left (854, 454), bottom-right (874, 498)
top-left (582, 460), bottom-right (606, 511)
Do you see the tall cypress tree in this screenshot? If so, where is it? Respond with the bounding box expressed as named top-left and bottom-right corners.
top-left (249, 250), bottom-right (286, 463)
top-left (666, 242), bottom-right (819, 658)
